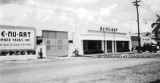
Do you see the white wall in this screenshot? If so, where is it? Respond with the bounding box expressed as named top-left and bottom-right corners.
top-left (74, 30), bottom-right (131, 55)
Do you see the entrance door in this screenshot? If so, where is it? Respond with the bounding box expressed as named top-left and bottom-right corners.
top-left (107, 41), bottom-right (112, 52)
top-left (42, 31), bottom-right (68, 57)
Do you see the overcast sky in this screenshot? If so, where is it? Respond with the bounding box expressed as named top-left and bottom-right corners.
top-left (0, 0), bottom-right (160, 33)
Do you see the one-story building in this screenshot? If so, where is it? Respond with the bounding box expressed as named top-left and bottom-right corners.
top-left (0, 25), bottom-right (69, 60)
top-left (0, 25), bottom-right (132, 60)
top-left (72, 26), bottom-right (132, 55)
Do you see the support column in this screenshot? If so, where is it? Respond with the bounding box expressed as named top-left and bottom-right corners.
top-left (115, 41), bottom-right (117, 52)
top-left (80, 40), bottom-right (84, 55)
top-left (129, 41), bottom-right (132, 52)
top-left (105, 40), bottom-right (107, 53)
top-left (102, 40), bottom-right (104, 52)
top-left (112, 41), bottom-right (114, 53)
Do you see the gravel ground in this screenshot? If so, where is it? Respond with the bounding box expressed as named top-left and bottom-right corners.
top-left (1, 52), bottom-right (160, 83)
top-left (64, 61), bottom-right (160, 83)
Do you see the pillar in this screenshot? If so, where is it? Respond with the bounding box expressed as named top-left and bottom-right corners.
top-left (129, 40), bottom-right (132, 52)
top-left (102, 40), bottom-right (104, 52)
top-left (102, 40), bottom-right (107, 53)
top-left (105, 40), bottom-right (107, 53)
top-left (115, 41), bottom-right (117, 52)
top-left (78, 40), bottom-right (84, 55)
top-left (112, 41), bottom-right (114, 53)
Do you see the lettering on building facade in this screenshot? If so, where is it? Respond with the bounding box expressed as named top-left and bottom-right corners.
top-left (0, 28), bottom-right (35, 50)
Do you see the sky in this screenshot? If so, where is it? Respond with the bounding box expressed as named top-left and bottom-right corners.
top-left (0, 0), bottom-right (160, 33)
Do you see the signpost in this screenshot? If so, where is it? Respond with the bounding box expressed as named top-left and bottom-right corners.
top-left (0, 25), bottom-right (36, 50)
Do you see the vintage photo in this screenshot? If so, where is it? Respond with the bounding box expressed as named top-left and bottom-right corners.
top-left (0, 0), bottom-right (160, 83)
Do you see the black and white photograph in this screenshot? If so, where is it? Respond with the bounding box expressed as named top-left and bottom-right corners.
top-left (0, 0), bottom-right (160, 83)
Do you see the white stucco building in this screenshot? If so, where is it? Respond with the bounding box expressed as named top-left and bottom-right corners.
top-left (0, 24), bottom-right (132, 60)
top-left (72, 25), bottom-right (132, 55)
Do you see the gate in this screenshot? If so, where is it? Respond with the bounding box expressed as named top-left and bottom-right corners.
top-left (42, 31), bottom-right (68, 57)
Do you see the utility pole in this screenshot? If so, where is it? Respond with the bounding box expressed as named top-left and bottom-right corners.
top-left (133, 0), bottom-right (141, 53)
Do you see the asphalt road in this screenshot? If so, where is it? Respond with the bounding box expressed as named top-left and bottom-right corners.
top-left (0, 57), bottom-right (160, 83)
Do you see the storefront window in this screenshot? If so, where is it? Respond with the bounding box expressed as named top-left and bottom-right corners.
top-left (107, 41), bottom-right (112, 52)
top-left (117, 41), bottom-right (129, 52)
top-left (83, 40), bottom-right (103, 54)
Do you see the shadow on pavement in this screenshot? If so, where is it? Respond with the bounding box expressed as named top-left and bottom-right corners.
top-left (150, 79), bottom-right (160, 83)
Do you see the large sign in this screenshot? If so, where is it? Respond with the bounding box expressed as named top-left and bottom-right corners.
top-left (100, 27), bottom-right (118, 32)
top-left (0, 25), bottom-right (36, 50)
top-left (141, 37), bottom-right (151, 45)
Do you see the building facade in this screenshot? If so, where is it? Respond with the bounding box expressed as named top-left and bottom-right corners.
top-left (73, 29), bottom-right (131, 55)
top-left (42, 30), bottom-right (68, 57)
top-left (0, 24), bottom-right (132, 60)
top-left (0, 25), bottom-right (69, 60)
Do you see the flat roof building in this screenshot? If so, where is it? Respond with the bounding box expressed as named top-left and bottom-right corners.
top-left (0, 24), bottom-right (132, 60)
top-left (72, 27), bottom-right (132, 55)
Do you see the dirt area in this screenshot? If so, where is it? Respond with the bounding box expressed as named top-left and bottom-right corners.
top-left (1, 52), bottom-right (160, 83)
top-left (60, 61), bottom-right (160, 83)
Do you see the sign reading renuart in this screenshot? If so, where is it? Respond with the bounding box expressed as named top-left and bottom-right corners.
top-left (0, 25), bottom-right (36, 50)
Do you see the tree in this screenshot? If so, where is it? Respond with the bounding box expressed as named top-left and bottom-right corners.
top-left (151, 14), bottom-right (160, 28)
top-left (151, 14), bottom-right (160, 41)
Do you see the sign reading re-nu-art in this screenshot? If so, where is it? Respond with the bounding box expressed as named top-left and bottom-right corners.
top-left (0, 25), bottom-right (36, 50)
